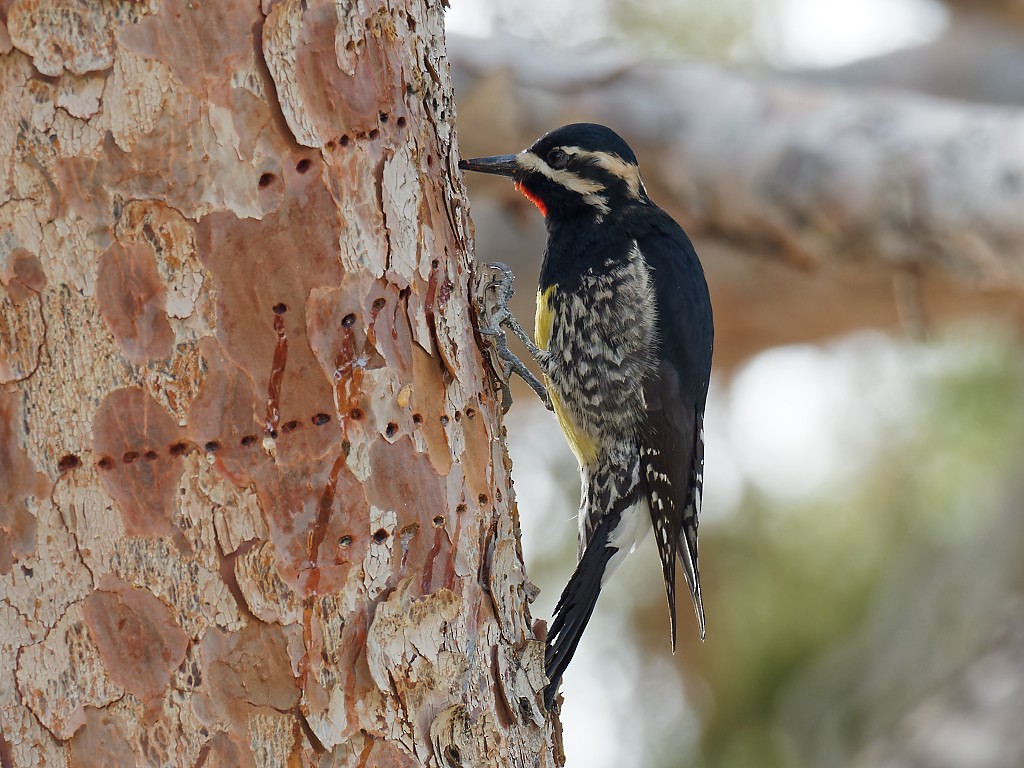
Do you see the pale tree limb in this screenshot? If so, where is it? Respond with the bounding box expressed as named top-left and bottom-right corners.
top-left (452, 35), bottom-right (1024, 366)
top-left (803, 9), bottom-right (1024, 106)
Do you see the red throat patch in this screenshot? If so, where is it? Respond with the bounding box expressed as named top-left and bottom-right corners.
top-left (515, 181), bottom-right (547, 217)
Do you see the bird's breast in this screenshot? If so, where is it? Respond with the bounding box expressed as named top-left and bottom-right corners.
top-left (534, 250), bottom-right (657, 466)
top-left (537, 285), bottom-right (599, 466)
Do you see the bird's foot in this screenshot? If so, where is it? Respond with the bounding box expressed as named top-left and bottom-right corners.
top-left (473, 262), bottom-right (552, 412)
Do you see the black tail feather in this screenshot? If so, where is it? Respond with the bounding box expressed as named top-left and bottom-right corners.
top-left (544, 514), bottom-right (619, 709)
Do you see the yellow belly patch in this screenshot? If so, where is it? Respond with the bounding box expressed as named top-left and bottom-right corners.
top-left (536, 286), bottom-right (598, 466)
top-left (550, 390), bottom-right (598, 466)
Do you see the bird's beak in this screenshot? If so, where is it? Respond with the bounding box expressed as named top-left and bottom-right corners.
top-left (458, 154), bottom-right (518, 177)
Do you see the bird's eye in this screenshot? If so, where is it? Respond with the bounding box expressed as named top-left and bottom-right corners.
top-left (547, 149), bottom-right (568, 169)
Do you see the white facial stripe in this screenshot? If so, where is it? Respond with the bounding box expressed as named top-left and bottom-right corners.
top-left (562, 146), bottom-right (644, 199)
top-left (516, 151), bottom-right (606, 196)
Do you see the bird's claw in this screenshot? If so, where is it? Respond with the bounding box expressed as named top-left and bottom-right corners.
top-left (473, 262), bottom-right (552, 413)
top-left (491, 330), bottom-right (552, 409)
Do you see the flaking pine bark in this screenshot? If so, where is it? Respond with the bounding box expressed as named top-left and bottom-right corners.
top-left (0, 1), bottom-right (557, 766)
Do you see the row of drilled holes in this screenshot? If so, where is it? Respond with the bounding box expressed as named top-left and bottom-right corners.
top-left (258, 112), bottom-right (411, 190)
top-left (58, 410), bottom-right (336, 475)
top-left (56, 404), bottom-right (479, 475)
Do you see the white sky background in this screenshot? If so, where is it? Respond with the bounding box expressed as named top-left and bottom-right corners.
top-left (758, 0), bottom-right (947, 68)
top-left (446, 1), bottom-right (951, 765)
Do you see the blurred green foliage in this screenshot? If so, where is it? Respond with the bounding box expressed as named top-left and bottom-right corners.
top-left (606, 0), bottom-right (760, 61)
top-left (459, 0), bottom-right (766, 62)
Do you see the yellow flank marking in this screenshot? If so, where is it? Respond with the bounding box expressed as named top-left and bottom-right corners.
top-left (535, 285), bottom-right (597, 466)
top-left (550, 390), bottom-right (598, 466)
top-left (535, 286), bottom-right (555, 351)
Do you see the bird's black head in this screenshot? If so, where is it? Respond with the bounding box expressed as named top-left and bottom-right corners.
top-left (459, 123), bottom-right (647, 220)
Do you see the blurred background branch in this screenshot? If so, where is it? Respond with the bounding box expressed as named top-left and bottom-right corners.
top-left (452, 33), bottom-right (1024, 368)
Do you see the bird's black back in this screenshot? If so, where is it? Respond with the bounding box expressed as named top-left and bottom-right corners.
top-left (540, 197), bottom-right (713, 698)
top-left (633, 205), bottom-right (713, 646)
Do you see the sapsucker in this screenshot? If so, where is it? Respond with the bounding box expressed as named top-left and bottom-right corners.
top-left (461, 123), bottom-right (714, 709)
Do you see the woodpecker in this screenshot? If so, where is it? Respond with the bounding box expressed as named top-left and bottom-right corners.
top-left (460, 123), bottom-right (713, 709)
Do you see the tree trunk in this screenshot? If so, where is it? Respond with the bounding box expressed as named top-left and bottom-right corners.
top-left (0, 2), bottom-right (556, 766)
